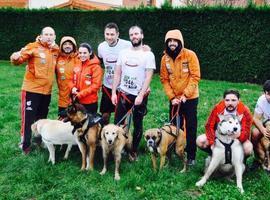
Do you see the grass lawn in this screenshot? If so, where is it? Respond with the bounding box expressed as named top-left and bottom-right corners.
top-left (0, 60), bottom-right (269, 200)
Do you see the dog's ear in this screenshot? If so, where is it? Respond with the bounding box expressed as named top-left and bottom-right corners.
top-left (218, 114), bottom-right (225, 121)
top-left (157, 129), bottom-right (162, 137)
top-left (237, 114), bottom-right (243, 122)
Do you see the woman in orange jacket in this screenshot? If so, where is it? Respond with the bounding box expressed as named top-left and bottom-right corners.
top-left (71, 43), bottom-right (103, 114)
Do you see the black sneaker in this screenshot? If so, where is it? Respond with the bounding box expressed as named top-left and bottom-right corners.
top-left (249, 160), bottom-right (261, 171)
top-left (187, 159), bottom-right (196, 166)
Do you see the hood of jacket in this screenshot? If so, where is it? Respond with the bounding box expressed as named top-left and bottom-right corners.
top-left (59, 36), bottom-right (77, 54)
top-left (164, 29), bottom-right (184, 48)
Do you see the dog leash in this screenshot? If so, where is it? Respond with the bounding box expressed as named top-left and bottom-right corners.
top-left (169, 103), bottom-right (181, 135)
top-left (116, 105), bottom-right (135, 126)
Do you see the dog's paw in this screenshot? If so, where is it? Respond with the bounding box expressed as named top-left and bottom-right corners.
top-left (114, 173), bottom-right (120, 181)
top-left (100, 169), bottom-right (107, 175)
top-left (238, 187), bottom-right (244, 194)
top-left (180, 167), bottom-right (186, 173)
top-left (195, 179), bottom-right (206, 187)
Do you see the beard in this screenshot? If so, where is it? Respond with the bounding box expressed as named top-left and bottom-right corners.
top-left (131, 38), bottom-right (142, 47)
top-left (63, 47), bottom-right (73, 54)
top-left (225, 105), bottom-right (237, 112)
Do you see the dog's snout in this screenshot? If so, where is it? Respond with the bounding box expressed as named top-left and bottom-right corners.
top-left (148, 140), bottom-right (153, 144)
top-left (108, 139), bottom-right (112, 144)
top-left (233, 127), bottom-right (238, 132)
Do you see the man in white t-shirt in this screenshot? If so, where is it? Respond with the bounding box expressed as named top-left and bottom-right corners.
top-left (250, 80), bottom-right (270, 170)
top-left (111, 25), bottom-right (156, 161)
top-left (98, 22), bottom-right (131, 125)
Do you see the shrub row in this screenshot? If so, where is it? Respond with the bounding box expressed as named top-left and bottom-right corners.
top-left (0, 6), bottom-right (269, 83)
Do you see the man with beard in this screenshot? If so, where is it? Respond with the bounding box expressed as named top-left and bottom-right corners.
top-left (250, 80), bottom-right (270, 170)
top-left (98, 22), bottom-right (131, 125)
top-left (111, 25), bottom-right (156, 161)
top-left (10, 27), bottom-right (59, 154)
top-left (56, 36), bottom-right (80, 116)
top-left (196, 89), bottom-right (253, 157)
top-left (160, 29), bottom-right (200, 166)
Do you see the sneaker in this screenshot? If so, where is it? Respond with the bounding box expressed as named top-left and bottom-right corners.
top-left (18, 142), bottom-right (23, 150)
top-left (249, 160), bottom-right (261, 171)
top-left (129, 152), bottom-right (138, 162)
top-left (187, 159), bottom-right (196, 166)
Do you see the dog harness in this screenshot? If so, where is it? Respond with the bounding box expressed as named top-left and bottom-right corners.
top-left (218, 139), bottom-right (234, 164)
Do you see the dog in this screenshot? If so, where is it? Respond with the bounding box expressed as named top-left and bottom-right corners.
top-left (99, 124), bottom-right (132, 180)
top-left (144, 124), bottom-right (186, 172)
top-left (31, 119), bottom-right (77, 165)
top-left (255, 119), bottom-right (270, 171)
top-left (66, 102), bottom-right (102, 171)
top-left (196, 114), bottom-right (245, 194)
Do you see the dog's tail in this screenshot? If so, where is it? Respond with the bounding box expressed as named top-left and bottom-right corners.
top-left (31, 121), bottom-right (40, 137)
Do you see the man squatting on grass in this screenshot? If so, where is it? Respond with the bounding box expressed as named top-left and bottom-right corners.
top-left (160, 29), bottom-right (200, 166)
top-left (98, 22), bottom-right (131, 125)
top-left (10, 27), bottom-right (59, 154)
top-left (111, 25), bottom-right (156, 161)
top-left (196, 90), bottom-right (253, 159)
top-left (250, 80), bottom-right (270, 170)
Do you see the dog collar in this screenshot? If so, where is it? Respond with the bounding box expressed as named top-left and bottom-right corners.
top-left (218, 139), bottom-right (234, 164)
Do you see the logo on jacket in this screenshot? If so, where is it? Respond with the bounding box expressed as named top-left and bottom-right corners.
top-left (26, 101), bottom-right (33, 111)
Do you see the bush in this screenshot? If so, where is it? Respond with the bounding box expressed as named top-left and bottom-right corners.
top-left (1, 6), bottom-right (270, 83)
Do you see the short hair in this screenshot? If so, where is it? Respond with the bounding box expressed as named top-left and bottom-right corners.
top-left (263, 80), bottom-right (270, 93)
top-left (129, 25), bottom-right (143, 34)
top-left (41, 26), bottom-right (55, 35)
top-left (223, 89), bottom-right (240, 99)
top-left (105, 22), bottom-right (119, 33)
top-left (79, 43), bottom-right (94, 59)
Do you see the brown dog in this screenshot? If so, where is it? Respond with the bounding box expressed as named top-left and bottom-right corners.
top-left (100, 124), bottom-right (132, 180)
top-left (256, 120), bottom-right (270, 171)
top-left (66, 103), bottom-right (102, 171)
top-left (144, 125), bottom-right (186, 172)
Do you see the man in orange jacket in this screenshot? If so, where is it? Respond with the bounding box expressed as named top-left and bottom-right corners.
top-left (10, 27), bottom-right (59, 154)
top-left (196, 90), bottom-right (253, 157)
top-left (56, 36), bottom-right (80, 116)
top-left (160, 29), bottom-right (200, 166)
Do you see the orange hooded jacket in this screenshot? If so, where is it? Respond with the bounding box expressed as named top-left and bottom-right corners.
top-left (10, 38), bottom-right (59, 95)
top-left (205, 100), bottom-right (253, 146)
top-left (72, 55), bottom-right (103, 104)
top-left (160, 29), bottom-right (200, 100)
top-left (56, 36), bottom-right (81, 108)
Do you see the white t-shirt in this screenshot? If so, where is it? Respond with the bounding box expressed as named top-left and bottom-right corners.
top-left (98, 39), bottom-right (131, 88)
top-left (254, 94), bottom-right (270, 120)
top-left (116, 48), bottom-right (156, 96)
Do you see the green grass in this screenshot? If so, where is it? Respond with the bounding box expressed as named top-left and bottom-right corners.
top-left (0, 60), bottom-right (269, 200)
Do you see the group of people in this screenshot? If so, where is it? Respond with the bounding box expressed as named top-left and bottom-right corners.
top-left (10, 23), bottom-right (270, 170)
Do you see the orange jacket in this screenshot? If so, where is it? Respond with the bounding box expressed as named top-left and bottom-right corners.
top-left (72, 55), bottom-right (103, 104)
top-left (205, 101), bottom-right (253, 145)
top-left (160, 49), bottom-right (201, 100)
top-left (56, 37), bottom-right (81, 108)
top-left (10, 39), bottom-right (59, 95)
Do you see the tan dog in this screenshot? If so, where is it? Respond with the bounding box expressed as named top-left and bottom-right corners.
top-left (31, 119), bottom-right (77, 165)
top-left (66, 103), bottom-right (102, 171)
top-left (144, 125), bottom-right (186, 172)
top-left (256, 119), bottom-right (270, 171)
top-left (100, 124), bottom-right (132, 180)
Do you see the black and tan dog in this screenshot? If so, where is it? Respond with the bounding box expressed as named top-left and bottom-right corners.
top-left (66, 103), bottom-right (102, 171)
top-left (144, 125), bottom-right (186, 172)
top-left (100, 124), bottom-right (132, 180)
top-left (255, 119), bottom-right (270, 171)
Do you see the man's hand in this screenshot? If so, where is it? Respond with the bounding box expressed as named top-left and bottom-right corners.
top-left (134, 94), bottom-right (143, 106)
top-left (179, 95), bottom-right (187, 103)
top-left (171, 98), bottom-right (180, 105)
top-left (10, 52), bottom-right (21, 61)
top-left (71, 87), bottom-right (78, 95)
top-left (262, 127), bottom-right (270, 138)
top-left (111, 93), bottom-right (117, 105)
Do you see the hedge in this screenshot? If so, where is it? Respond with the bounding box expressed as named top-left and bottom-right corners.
top-left (0, 6), bottom-right (269, 83)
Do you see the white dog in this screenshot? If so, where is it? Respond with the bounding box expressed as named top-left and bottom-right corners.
top-left (100, 124), bottom-right (132, 180)
top-left (31, 119), bottom-right (77, 165)
top-left (196, 114), bottom-right (245, 193)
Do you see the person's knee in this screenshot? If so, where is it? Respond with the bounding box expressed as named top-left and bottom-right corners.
top-left (243, 140), bottom-right (253, 156)
top-left (196, 134), bottom-right (208, 148)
